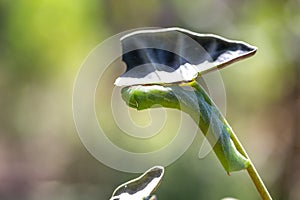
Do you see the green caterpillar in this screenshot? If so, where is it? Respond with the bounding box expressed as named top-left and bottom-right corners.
top-left (121, 81), bottom-right (250, 173)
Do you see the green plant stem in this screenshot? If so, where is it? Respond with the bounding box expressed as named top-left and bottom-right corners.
top-left (191, 81), bottom-right (272, 200)
top-left (122, 81), bottom-right (272, 199)
top-left (230, 130), bottom-right (272, 200)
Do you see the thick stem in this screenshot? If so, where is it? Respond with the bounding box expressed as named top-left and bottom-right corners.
top-left (191, 81), bottom-right (272, 200)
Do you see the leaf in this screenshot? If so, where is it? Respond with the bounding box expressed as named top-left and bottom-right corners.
top-left (110, 166), bottom-right (164, 200)
top-left (115, 27), bottom-right (257, 86)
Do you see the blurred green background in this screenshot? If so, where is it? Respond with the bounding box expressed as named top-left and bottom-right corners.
top-left (1, 0), bottom-right (300, 199)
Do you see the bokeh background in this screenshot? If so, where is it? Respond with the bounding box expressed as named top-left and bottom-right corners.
top-left (1, 0), bottom-right (300, 199)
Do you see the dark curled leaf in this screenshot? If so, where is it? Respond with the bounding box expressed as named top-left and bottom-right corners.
top-left (110, 166), bottom-right (164, 200)
top-left (115, 27), bottom-right (257, 86)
